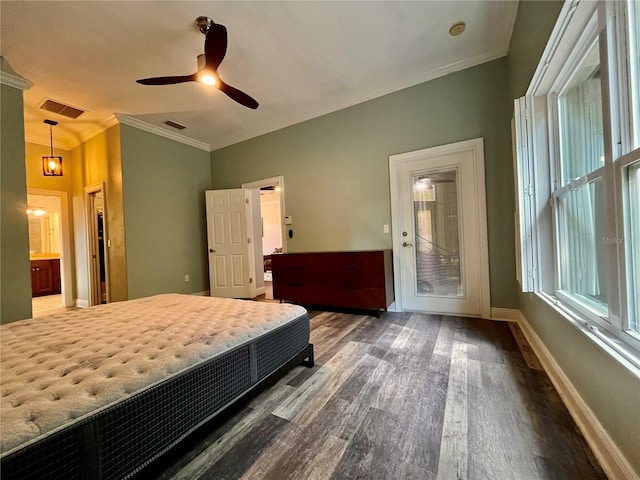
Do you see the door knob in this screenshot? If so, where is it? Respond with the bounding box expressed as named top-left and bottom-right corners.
top-left (209, 248), bottom-right (215, 253)
top-left (402, 242), bottom-right (413, 247)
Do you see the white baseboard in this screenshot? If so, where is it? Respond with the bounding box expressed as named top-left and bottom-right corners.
top-left (190, 291), bottom-right (210, 296)
top-left (256, 286), bottom-right (266, 296)
top-left (518, 312), bottom-right (638, 480)
top-left (75, 299), bottom-right (89, 308)
top-left (490, 307), bottom-right (519, 322)
top-left (386, 301), bottom-right (400, 312)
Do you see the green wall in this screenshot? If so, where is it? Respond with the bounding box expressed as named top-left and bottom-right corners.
top-left (120, 125), bottom-right (211, 299)
top-left (507, 1), bottom-right (565, 99)
top-left (211, 58), bottom-right (516, 308)
top-left (0, 83), bottom-right (32, 323)
top-left (520, 294), bottom-right (640, 474)
top-left (509, 1), bottom-right (640, 475)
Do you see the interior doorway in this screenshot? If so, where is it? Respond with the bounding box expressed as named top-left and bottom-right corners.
top-left (242, 176), bottom-right (286, 300)
top-left (85, 184), bottom-right (109, 306)
top-left (27, 190), bottom-right (73, 315)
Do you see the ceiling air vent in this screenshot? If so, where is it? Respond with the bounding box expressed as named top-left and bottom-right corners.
top-left (39, 99), bottom-right (85, 119)
top-left (164, 120), bottom-right (186, 130)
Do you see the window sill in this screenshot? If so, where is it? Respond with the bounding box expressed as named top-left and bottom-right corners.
top-left (535, 292), bottom-right (640, 378)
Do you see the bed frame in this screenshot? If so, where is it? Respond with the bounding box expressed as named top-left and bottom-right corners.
top-left (1, 313), bottom-right (314, 480)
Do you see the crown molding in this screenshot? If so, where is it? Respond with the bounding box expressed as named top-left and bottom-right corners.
top-left (0, 71), bottom-right (33, 91)
top-left (27, 115), bottom-right (120, 151)
top-left (115, 114), bottom-right (211, 151)
top-left (70, 115), bottom-right (120, 149)
top-left (25, 134), bottom-right (69, 150)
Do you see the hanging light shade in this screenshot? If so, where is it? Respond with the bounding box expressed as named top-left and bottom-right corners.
top-left (42, 119), bottom-right (63, 176)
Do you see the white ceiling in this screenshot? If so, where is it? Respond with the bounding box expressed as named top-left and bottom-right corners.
top-left (1, 1), bottom-right (518, 152)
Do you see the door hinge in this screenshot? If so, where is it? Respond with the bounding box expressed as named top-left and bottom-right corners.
top-left (246, 198), bottom-right (249, 204)
top-left (249, 277), bottom-right (253, 284)
top-left (247, 238), bottom-right (251, 244)
top-left (524, 184), bottom-right (534, 196)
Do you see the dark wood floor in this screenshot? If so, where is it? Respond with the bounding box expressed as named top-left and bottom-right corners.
top-left (144, 310), bottom-right (606, 480)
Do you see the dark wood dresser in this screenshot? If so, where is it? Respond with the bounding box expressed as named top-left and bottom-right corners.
top-left (271, 250), bottom-right (394, 315)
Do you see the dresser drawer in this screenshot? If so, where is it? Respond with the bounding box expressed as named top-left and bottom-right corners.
top-left (271, 250), bottom-right (394, 315)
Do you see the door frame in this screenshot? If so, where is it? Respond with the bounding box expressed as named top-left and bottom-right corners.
top-left (242, 176), bottom-right (286, 297)
top-left (389, 138), bottom-right (491, 318)
top-left (28, 188), bottom-right (73, 308)
top-left (85, 182), bottom-right (110, 306)
top-left (242, 176), bottom-right (287, 253)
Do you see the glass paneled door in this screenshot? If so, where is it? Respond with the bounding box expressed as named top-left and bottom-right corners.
top-left (412, 168), bottom-right (463, 297)
top-left (391, 138), bottom-right (489, 317)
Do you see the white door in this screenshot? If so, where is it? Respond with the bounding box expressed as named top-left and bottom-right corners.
top-left (390, 138), bottom-right (490, 317)
top-left (205, 189), bottom-right (258, 298)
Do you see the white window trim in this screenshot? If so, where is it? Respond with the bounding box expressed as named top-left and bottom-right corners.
top-left (515, 0), bottom-right (640, 365)
top-left (537, 291), bottom-right (640, 375)
top-left (616, 148), bottom-right (640, 335)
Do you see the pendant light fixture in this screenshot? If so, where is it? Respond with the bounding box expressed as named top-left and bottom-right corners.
top-left (42, 119), bottom-right (63, 176)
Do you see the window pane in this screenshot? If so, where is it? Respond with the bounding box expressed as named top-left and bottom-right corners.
top-left (629, 0), bottom-right (640, 149)
top-left (558, 179), bottom-right (608, 315)
top-left (558, 41), bottom-right (605, 185)
top-left (413, 170), bottom-right (462, 296)
top-left (627, 161), bottom-right (640, 332)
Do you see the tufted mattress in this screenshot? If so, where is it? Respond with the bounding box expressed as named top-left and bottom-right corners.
top-left (0, 294), bottom-right (311, 479)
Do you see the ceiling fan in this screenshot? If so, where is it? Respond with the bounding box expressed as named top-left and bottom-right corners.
top-left (136, 16), bottom-right (259, 110)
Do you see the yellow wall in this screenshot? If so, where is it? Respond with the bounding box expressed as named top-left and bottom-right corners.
top-left (25, 127), bottom-right (128, 307)
top-left (71, 125), bottom-right (128, 303)
top-left (25, 142), bottom-right (76, 299)
top-left (25, 142), bottom-right (73, 192)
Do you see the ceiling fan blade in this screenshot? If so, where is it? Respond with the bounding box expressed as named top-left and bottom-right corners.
top-left (218, 80), bottom-right (259, 109)
top-left (204, 23), bottom-right (228, 70)
top-left (136, 74), bottom-right (196, 85)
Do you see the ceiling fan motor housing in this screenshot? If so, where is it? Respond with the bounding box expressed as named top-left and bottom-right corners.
top-left (195, 16), bottom-right (214, 34)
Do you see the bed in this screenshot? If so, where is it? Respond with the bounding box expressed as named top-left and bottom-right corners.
top-left (0, 294), bottom-right (313, 480)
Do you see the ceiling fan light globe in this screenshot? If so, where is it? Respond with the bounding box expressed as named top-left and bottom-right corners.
top-left (200, 74), bottom-right (217, 86)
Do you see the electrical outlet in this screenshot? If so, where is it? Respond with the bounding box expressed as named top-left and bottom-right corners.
top-left (383, 224), bottom-right (390, 234)
top-left (184, 274), bottom-right (190, 282)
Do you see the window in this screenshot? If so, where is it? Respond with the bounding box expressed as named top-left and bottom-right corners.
top-left (628, 0), bottom-right (640, 147)
top-left (514, 0), bottom-right (640, 357)
top-left (557, 180), bottom-right (609, 315)
top-left (555, 38), bottom-right (608, 316)
top-left (628, 160), bottom-right (640, 331)
top-left (557, 40), bottom-right (604, 183)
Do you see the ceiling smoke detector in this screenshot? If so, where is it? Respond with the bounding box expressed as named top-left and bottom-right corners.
top-left (449, 21), bottom-right (466, 36)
